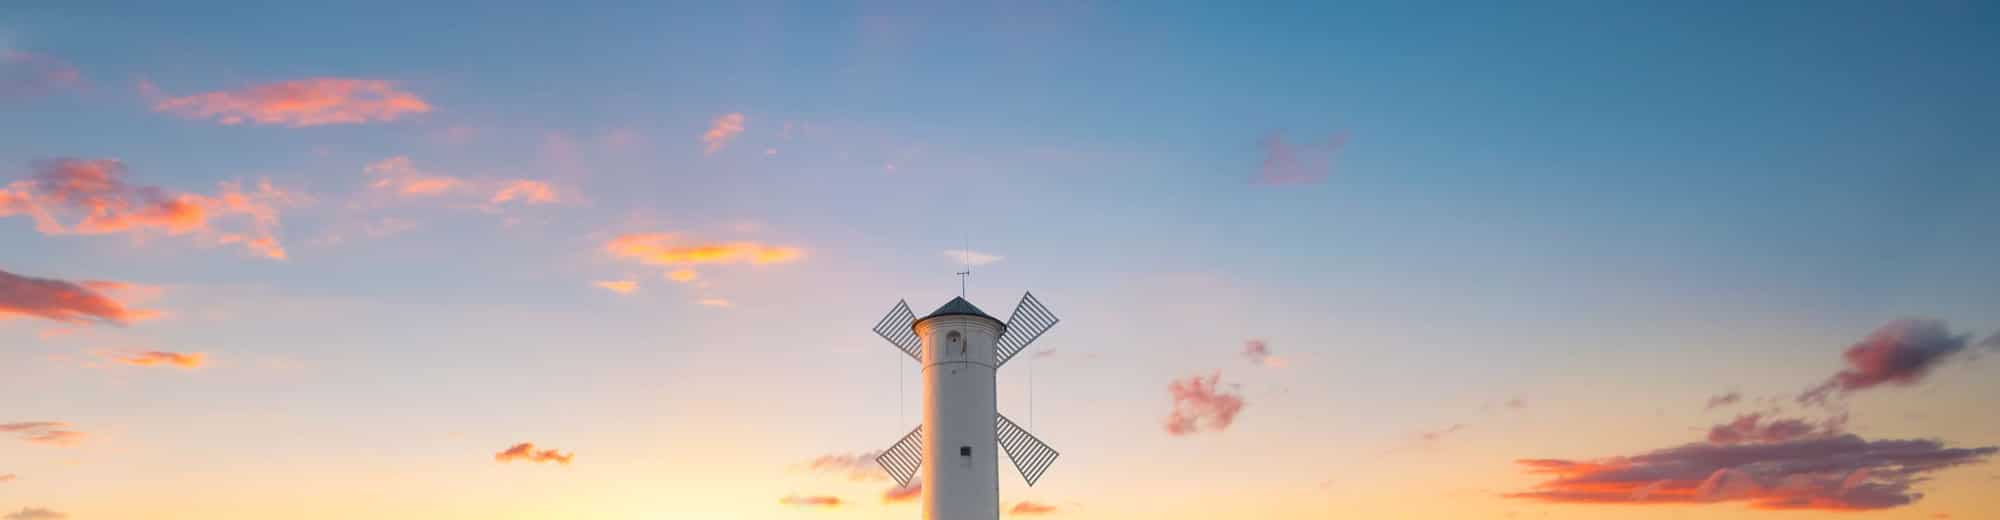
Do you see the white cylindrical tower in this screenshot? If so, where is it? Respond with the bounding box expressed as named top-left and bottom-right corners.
top-left (912, 297), bottom-right (1002, 520)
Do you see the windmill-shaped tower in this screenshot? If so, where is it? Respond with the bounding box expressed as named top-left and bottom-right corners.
top-left (873, 293), bottom-right (1061, 520)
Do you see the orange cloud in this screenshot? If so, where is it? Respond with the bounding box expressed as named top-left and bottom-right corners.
top-left (2, 507), bottom-right (67, 520)
top-left (0, 474), bottom-right (12, 483)
top-left (1010, 501), bottom-right (1057, 515)
top-left (147, 77), bottom-right (431, 127)
top-left (0, 422), bottom-right (85, 447)
top-left (882, 481), bottom-right (921, 503)
top-left (2, 50), bottom-right (85, 100)
top-left (594, 280), bottom-right (638, 294)
top-left (697, 298), bottom-right (733, 308)
top-left (778, 494), bottom-right (840, 509)
top-left (666, 268), bottom-right (698, 283)
top-left (702, 113), bottom-right (745, 154)
top-left (494, 442), bottom-right (573, 465)
top-left (604, 233), bottom-right (803, 266)
top-left (103, 350), bottom-right (207, 369)
top-left (362, 157), bottom-right (565, 208)
top-left (0, 269), bottom-right (157, 325)
top-left (1, 158), bottom-right (297, 259)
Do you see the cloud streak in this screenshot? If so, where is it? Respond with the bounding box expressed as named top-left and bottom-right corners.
top-left (0, 422), bottom-right (85, 447)
top-left (2, 50), bottom-right (84, 100)
top-left (0, 269), bottom-right (156, 325)
top-left (1163, 371), bottom-right (1245, 435)
top-left (943, 249), bottom-right (1003, 267)
top-left (493, 442), bottom-right (573, 465)
top-left (593, 280), bottom-right (637, 294)
top-left (147, 78), bottom-right (431, 127)
top-left (1254, 131), bottom-right (1346, 185)
top-left (2, 508), bottom-right (66, 520)
top-left (1506, 434), bottom-right (1997, 511)
top-left (800, 451), bottom-right (887, 482)
top-left (778, 494), bottom-right (840, 508)
top-left (1010, 501), bottom-right (1057, 515)
top-left (102, 350), bottom-right (207, 369)
top-left (2, 158), bottom-right (297, 259)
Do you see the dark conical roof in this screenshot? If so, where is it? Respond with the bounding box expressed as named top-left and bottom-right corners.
top-left (917, 296), bottom-right (997, 322)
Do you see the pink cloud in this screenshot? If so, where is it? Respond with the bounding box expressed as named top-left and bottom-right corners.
top-left (1163, 371), bottom-right (1245, 435)
top-left (147, 78), bottom-right (431, 127)
top-left (1, 50), bottom-right (85, 100)
top-left (702, 113), bottom-right (745, 155)
top-left (1799, 319), bottom-right (1976, 404)
top-left (0, 422), bottom-right (85, 447)
top-left (0, 269), bottom-right (158, 325)
top-left (493, 442), bottom-right (573, 465)
top-left (1254, 131), bottom-right (1346, 185)
top-left (1, 158), bottom-right (298, 259)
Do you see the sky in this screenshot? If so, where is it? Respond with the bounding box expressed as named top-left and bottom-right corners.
top-left (3, 2), bottom-right (1999, 519)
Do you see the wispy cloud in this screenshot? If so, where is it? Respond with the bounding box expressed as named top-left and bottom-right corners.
top-left (702, 113), bottom-right (745, 155)
top-left (0, 269), bottom-right (157, 325)
top-left (1, 50), bottom-right (84, 100)
top-left (603, 233), bottom-right (803, 267)
top-left (1240, 339), bottom-right (1287, 368)
top-left (666, 268), bottom-right (698, 283)
top-left (146, 77), bottom-right (431, 127)
top-left (362, 156), bottom-right (566, 209)
top-left (942, 249), bottom-right (1003, 267)
top-left (1705, 391), bottom-right (1743, 410)
top-left (593, 280), bottom-right (638, 294)
top-left (1254, 131), bottom-right (1346, 185)
top-left (697, 298), bottom-right (733, 308)
top-left (2, 507), bottom-right (67, 520)
top-left (1706, 413), bottom-right (1845, 445)
top-left (2, 158), bottom-right (298, 259)
top-left (799, 451), bottom-right (887, 482)
top-left (0, 422), bottom-right (85, 447)
top-left (0, 474), bottom-right (13, 483)
top-left (1506, 434), bottom-right (1997, 511)
top-left (1417, 424), bottom-right (1468, 444)
top-left (1010, 501), bottom-right (1058, 515)
top-left (493, 442), bottom-right (573, 465)
top-left (1163, 371), bottom-right (1245, 436)
top-left (778, 494), bottom-right (840, 509)
top-left (100, 350), bottom-right (207, 369)
top-left (1799, 319), bottom-right (1977, 405)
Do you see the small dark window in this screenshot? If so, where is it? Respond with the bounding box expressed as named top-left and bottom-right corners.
top-left (959, 446), bottom-right (972, 456)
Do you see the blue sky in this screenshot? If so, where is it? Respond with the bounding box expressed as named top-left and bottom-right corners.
top-left (3, 2), bottom-right (1998, 519)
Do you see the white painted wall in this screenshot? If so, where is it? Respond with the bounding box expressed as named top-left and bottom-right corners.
top-left (915, 313), bottom-right (1002, 520)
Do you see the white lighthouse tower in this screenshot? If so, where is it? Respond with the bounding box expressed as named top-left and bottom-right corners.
top-left (873, 293), bottom-right (1061, 520)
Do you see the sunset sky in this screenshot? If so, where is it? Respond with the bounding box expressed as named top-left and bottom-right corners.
top-left (5, 3), bottom-right (2000, 519)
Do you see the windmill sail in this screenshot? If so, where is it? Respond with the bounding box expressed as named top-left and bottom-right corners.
top-left (994, 292), bottom-right (1058, 367)
top-left (873, 300), bottom-right (922, 361)
top-left (875, 425), bottom-right (924, 488)
top-left (995, 414), bottom-right (1059, 486)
